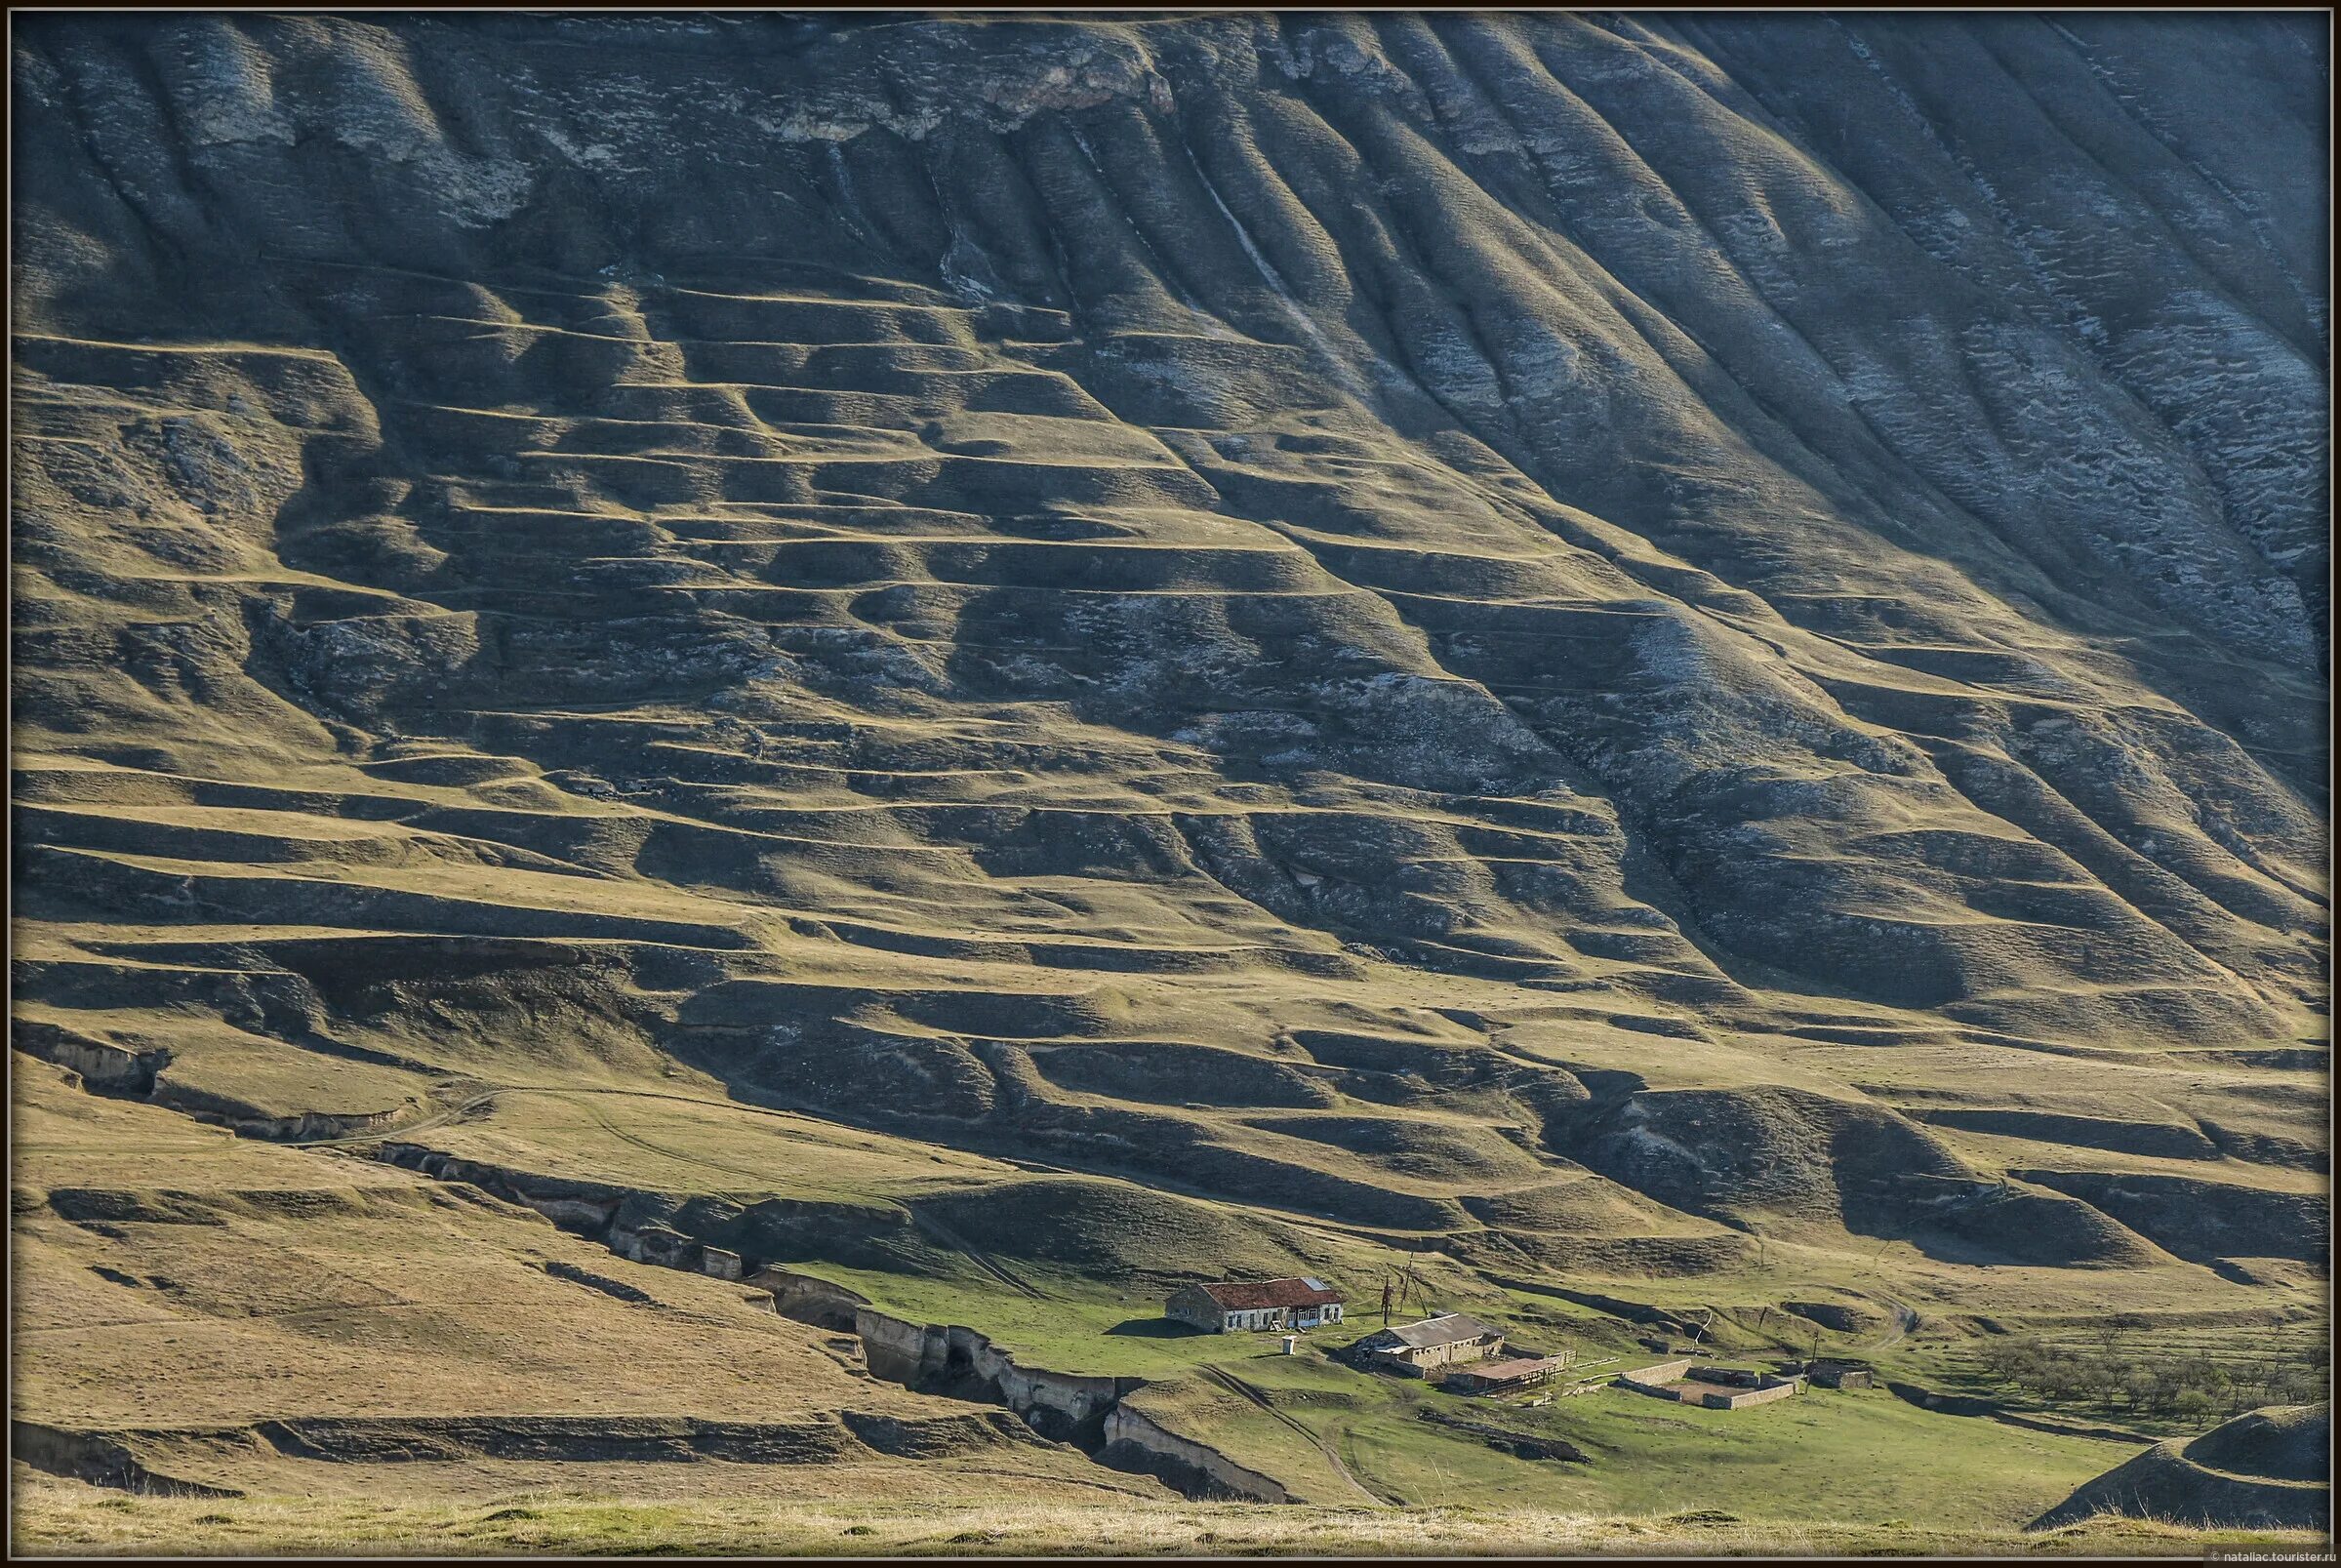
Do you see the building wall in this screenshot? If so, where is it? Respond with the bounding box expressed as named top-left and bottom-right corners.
top-left (1413, 1335), bottom-right (1501, 1368)
top-left (1166, 1289), bottom-right (1225, 1332)
top-left (1448, 1359), bottom-right (1562, 1394)
top-left (1701, 1382), bottom-right (1798, 1410)
top-left (1372, 1334), bottom-right (1501, 1374)
top-left (1169, 1291), bottom-right (1344, 1334)
top-left (1619, 1358), bottom-right (1696, 1390)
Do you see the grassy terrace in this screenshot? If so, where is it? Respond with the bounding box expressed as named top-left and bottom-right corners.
top-left (756, 1257), bottom-right (2147, 1525)
top-left (364, 1079), bottom-right (2319, 1524)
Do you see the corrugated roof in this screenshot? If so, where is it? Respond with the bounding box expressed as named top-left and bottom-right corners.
top-left (1365, 1312), bottom-right (1502, 1349)
top-left (1452, 1355), bottom-right (1564, 1380)
top-left (1192, 1277), bottom-right (1345, 1309)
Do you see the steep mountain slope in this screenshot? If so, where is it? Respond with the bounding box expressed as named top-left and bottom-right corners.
top-left (11, 12), bottom-right (2328, 1485)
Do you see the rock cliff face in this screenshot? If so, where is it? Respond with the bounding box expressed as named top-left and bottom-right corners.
top-left (11, 15), bottom-right (2327, 1266)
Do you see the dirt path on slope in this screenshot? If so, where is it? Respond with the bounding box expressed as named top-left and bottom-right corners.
top-left (1199, 1363), bottom-right (1390, 1506)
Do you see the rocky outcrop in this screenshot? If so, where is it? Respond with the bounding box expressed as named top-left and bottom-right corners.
top-left (751, 1267), bottom-right (870, 1331)
top-left (852, 1308), bottom-right (1139, 1447)
top-left (374, 1144), bottom-right (627, 1235)
top-left (611, 1222), bottom-right (702, 1271)
top-left (1099, 1404), bottom-right (1291, 1505)
top-left (9, 1019), bottom-right (428, 1142)
top-left (758, 1278), bottom-right (1290, 1503)
top-left (11, 1421), bottom-right (243, 1499)
top-left (159, 1096), bottom-right (420, 1144)
top-left (11, 1020), bottom-right (168, 1098)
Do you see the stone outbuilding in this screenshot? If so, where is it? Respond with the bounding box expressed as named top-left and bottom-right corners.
top-left (1806, 1358), bottom-right (1875, 1389)
top-left (1353, 1312), bottom-right (1505, 1374)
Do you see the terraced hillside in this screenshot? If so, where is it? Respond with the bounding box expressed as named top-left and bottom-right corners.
top-left (11, 11), bottom-right (2329, 1540)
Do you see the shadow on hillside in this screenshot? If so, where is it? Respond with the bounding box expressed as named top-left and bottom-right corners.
top-left (1106, 1317), bottom-right (1204, 1339)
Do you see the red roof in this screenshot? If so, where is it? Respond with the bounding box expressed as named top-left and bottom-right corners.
top-left (1192, 1277), bottom-right (1343, 1309)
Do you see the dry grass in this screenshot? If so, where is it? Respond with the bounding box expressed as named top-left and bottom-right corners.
top-left (14, 1471), bottom-right (2331, 1558)
top-left (6, 1060), bottom-right (1109, 1450)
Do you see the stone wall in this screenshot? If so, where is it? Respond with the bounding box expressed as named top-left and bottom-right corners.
top-left (1617, 1360), bottom-right (1800, 1409)
top-left (1618, 1358), bottom-right (1695, 1391)
top-left (1700, 1381), bottom-right (1799, 1410)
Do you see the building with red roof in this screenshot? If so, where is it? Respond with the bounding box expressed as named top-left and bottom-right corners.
top-left (1165, 1276), bottom-right (1347, 1333)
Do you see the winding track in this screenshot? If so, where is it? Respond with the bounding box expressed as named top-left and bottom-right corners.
top-left (1867, 1298), bottom-right (1922, 1353)
top-left (1198, 1362), bottom-right (1392, 1506)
